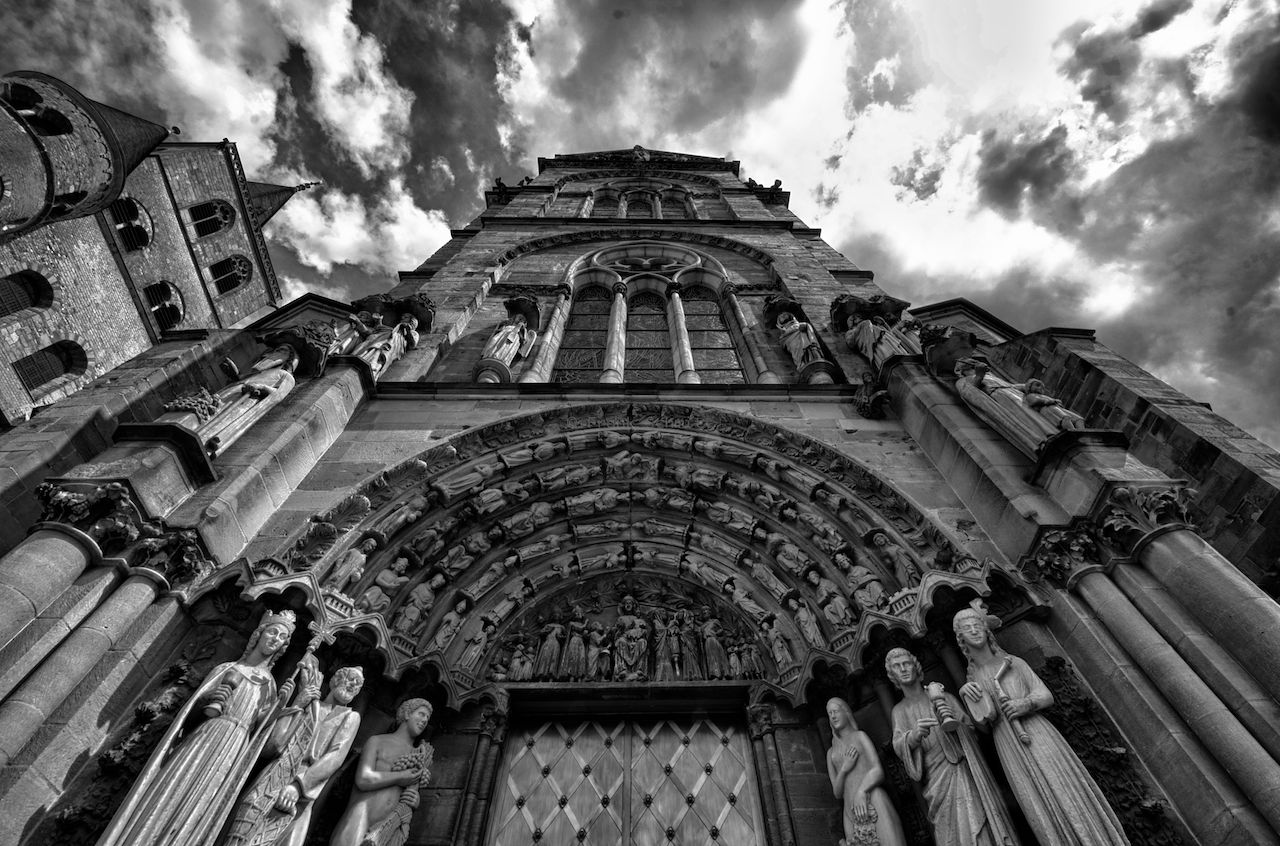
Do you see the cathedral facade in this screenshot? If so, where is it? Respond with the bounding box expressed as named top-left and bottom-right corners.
top-left (2, 72), bottom-right (1280, 846)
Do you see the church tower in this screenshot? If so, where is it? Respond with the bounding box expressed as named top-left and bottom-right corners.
top-left (3, 120), bottom-right (1280, 846)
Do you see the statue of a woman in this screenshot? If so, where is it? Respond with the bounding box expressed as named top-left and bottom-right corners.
top-left (329, 698), bottom-right (433, 846)
top-left (776, 312), bottom-right (824, 366)
top-left (98, 610), bottom-right (298, 846)
top-left (225, 663), bottom-right (364, 846)
top-left (953, 607), bottom-right (1131, 845)
top-left (826, 697), bottom-right (907, 846)
top-left (885, 647), bottom-right (1021, 846)
top-left (559, 606), bottom-right (589, 680)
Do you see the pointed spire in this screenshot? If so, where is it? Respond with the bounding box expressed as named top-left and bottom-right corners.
top-left (84, 99), bottom-right (170, 176)
top-left (245, 180), bottom-right (319, 226)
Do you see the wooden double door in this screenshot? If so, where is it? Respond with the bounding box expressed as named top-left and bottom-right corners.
top-left (486, 716), bottom-right (764, 846)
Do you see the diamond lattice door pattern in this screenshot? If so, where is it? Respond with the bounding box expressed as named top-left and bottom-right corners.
top-left (486, 717), bottom-right (762, 846)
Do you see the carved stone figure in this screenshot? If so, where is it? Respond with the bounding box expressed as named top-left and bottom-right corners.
top-left (701, 609), bottom-right (731, 679)
top-left (467, 554), bottom-right (518, 598)
top-left (459, 620), bottom-right (497, 672)
top-left (613, 595), bottom-right (649, 681)
top-left (748, 554), bottom-right (792, 601)
top-left (98, 610), bottom-right (298, 846)
top-left (374, 495), bottom-right (429, 543)
top-left (1023, 378), bottom-right (1085, 431)
top-left (675, 608), bottom-right (703, 680)
top-left (776, 311), bottom-right (824, 367)
top-left (326, 538), bottom-right (378, 593)
top-left (722, 577), bottom-right (769, 621)
top-left (652, 611), bottom-right (679, 681)
top-left (225, 664), bottom-right (364, 846)
top-left (348, 313), bottom-right (418, 379)
top-left (477, 314), bottom-right (537, 382)
top-left (533, 618), bottom-right (565, 679)
top-left (559, 606), bottom-right (589, 680)
top-left (846, 315), bottom-right (914, 369)
top-left (844, 563), bottom-right (888, 612)
top-left (885, 648), bottom-right (1022, 846)
top-left (806, 568), bottom-right (856, 628)
top-left (329, 698), bottom-right (433, 846)
top-left (953, 357), bottom-right (1061, 455)
top-left (586, 622), bottom-right (608, 680)
top-left (393, 574), bottom-right (446, 636)
top-left (788, 596), bottom-right (826, 648)
top-left (429, 599), bottom-right (470, 653)
top-left (826, 697), bottom-right (907, 846)
top-left (953, 607), bottom-right (1131, 845)
top-left (508, 642), bottom-right (534, 681)
top-left (358, 558), bottom-right (411, 613)
top-left (867, 529), bottom-right (922, 588)
top-left (761, 617), bottom-right (794, 667)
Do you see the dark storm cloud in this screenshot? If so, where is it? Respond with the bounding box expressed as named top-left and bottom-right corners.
top-left (542, 0), bottom-right (805, 144)
top-left (1129, 0), bottom-right (1193, 38)
top-left (975, 125), bottom-right (1075, 215)
top-left (834, 0), bottom-right (926, 115)
top-left (1058, 24), bottom-right (1143, 122)
top-left (890, 148), bottom-right (941, 202)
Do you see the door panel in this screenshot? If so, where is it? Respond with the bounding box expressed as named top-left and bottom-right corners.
top-left (487, 717), bottom-right (762, 846)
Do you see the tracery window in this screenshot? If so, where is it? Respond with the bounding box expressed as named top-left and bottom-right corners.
top-left (625, 291), bottom-right (673, 382)
top-left (682, 286), bottom-right (744, 383)
top-left (186, 200), bottom-right (236, 238)
top-left (552, 285), bottom-right (611, 382)
top-left (0, 271), bottom-right (53, 318)
top-left (208, 254), bottom-right (253, 294)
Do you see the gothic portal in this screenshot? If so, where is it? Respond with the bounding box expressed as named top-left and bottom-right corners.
top-left (4, 80), bottom-right (1280, 846)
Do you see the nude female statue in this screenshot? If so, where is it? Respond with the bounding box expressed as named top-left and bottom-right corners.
top-left (826, 697), bottom-right (906, 846)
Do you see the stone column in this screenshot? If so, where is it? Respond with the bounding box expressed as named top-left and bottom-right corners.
top-left (519, 285), bottom-right (572, 383)
top-left (0, 525), bottom-right (100, 651)
top-left (722, 284), bottom-right (780, 384)
top-left (464, 707), bottom-right (508, 846)
top-left (600, 282), bottom-right (628, 383)
top-left (748, 702), bottom-right (797, 846)
top-left (0, 572), bottom-right (160, 767)
top-left (747, 704), bottom-right (785, 846)
top-left (1113, 563), bottom-right (1280, 762)
top-left (665, 282), bottom-right (699, 384)
top-left (1075, 570), bottom-right (1280, 832)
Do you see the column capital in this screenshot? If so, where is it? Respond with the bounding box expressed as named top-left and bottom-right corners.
top-left (1093, 483), bottom-right (1197, 557)
top-left (554, 283), bottom-right (572, 300)
top-left (664, 280), bottom-right (684, 299)
top-left (720, 282), bottom-right (739, 298)
top-left (611, 281), bottom-right (628, 296)
top-left (747, 702), bottom-right (776, 739)
top-left (1017, 522), bottom-right (1103, 590)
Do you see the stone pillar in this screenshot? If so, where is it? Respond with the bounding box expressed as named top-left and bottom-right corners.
top-left (0, 572), bottom-right (160, 767)
top-left (519, 285), bottom-right (571, 383)
top-left (748, 702), bottom-right (797, 846)
top-left (665, 283), bottom-right (699, 384)
top-left (722, 284), bottom-right (779, 384)
top-left (1075, 571), bottom-right (1280, 832)
top-left (0, 525), bottom-right (100, 651)
top-left (1113, 563), bottom-right (1280, 763)
top-left (464, 707), bottom-right (508, 846)
top-left (600, 282), bottom-right (628, 384)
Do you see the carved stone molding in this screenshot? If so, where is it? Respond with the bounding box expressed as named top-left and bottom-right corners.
top-left (746, 703), bottom-right (776, 739)
top-left (495, 228), bottom-right (777, 269)
top-left (1095, 484), bottom-right (1198, 556)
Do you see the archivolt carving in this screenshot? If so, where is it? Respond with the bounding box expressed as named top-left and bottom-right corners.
top-left (243, 403), bottom-right (1024, 708)
top-left (494, 228), bottom-right (776, 269)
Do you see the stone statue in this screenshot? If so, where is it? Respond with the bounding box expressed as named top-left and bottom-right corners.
top-left (326, 538), bottom-right (378, 593)
top-left (788, 596), bottom-right (826, 648)
top-left (559, 606), bottom-right (589, 680)
top-left (98, 610), bottom-right (298, 846)
top-left (806, 568), bottom-right (856, 628)
top-left (533, 618), bottom-right (565, 680)
top-left (844, 563), bottom-right (888, 612)
top-left (722, 577), bottom-right (769, 621)
top-left (762, 617), bottom-right (794, 667)
top-left (700, 609), bottom-right (731, 679)
top-left (348, 313), bottom-right (418, 379)
top-left (846, 315), bottom-right (915, 369)
top-left (885, 648), bottom-right (1022, 846)
top-left (329, 698), bottom-right (434, 846)
top-left (676, 608), bottom-right (703, 680)
top-left (953, 607), bottom-right (1131, 845)
top-left (826, 697), bottom-right (907, 846)
top-left (613, 595), bottom-right (650, 681)
top-left (652, 610), bottom-right (679, 681)
top-left (748, 553), bottom-right (792, 601)
top-left (357, 558), bottom-right (411, 613)
top-left (1022, 378), bottom-right (1085, 431)
top-left (429, 598), bottom-right (470, 652)
top-left (953, 357), bottom-right (1060, 455)
top-left (467, 554), bottom-right (518, 598)
top-left (459, 619), bottom-right (497, 672)
top-left (867, 530), bottom-right (922, 588)
top-left (373, 495), bottom-right (429, 543)
top-left (476, 314), bottom-right (537, 383)
top-left (225, 664), bottom-right (365, 846)
top-left (392, 574), bottom-right (446, 636)
top-left (775, 312), bottom-right (835, 383)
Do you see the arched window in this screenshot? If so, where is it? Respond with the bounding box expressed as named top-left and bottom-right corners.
top-left (591, 192), bottom-right (619, 218)
top-left (142, 281), bottom-right (184, 331)
top-left (208, 254), bottom-right (253, 294)
top-left (659, 190), bottom-right (689, 219)
top-left (12, 340), bottom-right (86, 396)
top-left (108, 197), bottom-right (151, 251)
top-left (186, 200), bottom-right (236, 238)
top-left (552, 286), bottom-right (612, 382)
top-left (625, 191), bottom-right (655, 218)
top-left (0, 271), bottom-right (53, 318)
top-left (2, 83), bottom-right (73, 137)
top-left (625, 291), bottom-right (673, 382)
top-left (682, 286), bottom-right (744, 383)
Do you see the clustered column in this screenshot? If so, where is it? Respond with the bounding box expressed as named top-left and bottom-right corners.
top-left (600, 281), bottom-right (628, 383)
top-left (721, 283), bottom-right (779, 384)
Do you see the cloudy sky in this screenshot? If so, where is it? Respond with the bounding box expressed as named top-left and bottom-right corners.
top-left (4, 0), bottom-right (1280, 444)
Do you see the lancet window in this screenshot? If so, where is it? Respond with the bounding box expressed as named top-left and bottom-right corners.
top-left (552, 285), bottom-right (611, 382)
top-left (682, 285), bottom-right (744, 383)
top-left (625, 290), bottom-right (673, 382)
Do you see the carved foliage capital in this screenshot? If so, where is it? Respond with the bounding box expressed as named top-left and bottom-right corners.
top-left (747, 703), bottom-right (776, 739)
top-left (1095, 484), bottom-right (1197, 554)
top-left (480, 705), bottom-right (509, 741)
top-left (1020, 526), bottom-right (1100, 589)
top-left (36, 480), bottom-right (152, 555)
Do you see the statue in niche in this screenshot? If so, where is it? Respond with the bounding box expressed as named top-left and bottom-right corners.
top-left (225, 663), bottom-right (364, 846)
top-left (467, 554), bottom-right (519, 599)
top-left (508, 641), bottom-right (534, 681)
top-left (516, 532), bottom-right (570, 561)
top-left (498, 438), bottom-right (563, 468)
top-left (328, 698), bottom-right (433, 846)
top-left (434, 460), bottom-right (500, 502)
top-left (348, 312), bottom-right (419, 379)
top-left (462, 530), bottom-right (497, 556)
top-left (826, 698), bottom-right (907, 846)
top-left (604, 449), bottom-right (658, 480)
top-left (806, 567), bottom-right (856, 628)
top-left (884, 648), bottom-right (1022, 846)
top-left (533, 617), bottom-right (566, 680)
top-left (477, 314), bottom-right (537, 382)
top-left (770, 537), bottom-right (812, 576)
top-left (586, 622), bottom-right (609, 680)
top-left (676, 608), bottom-right (704, 680)
top-left (632, 430), bottom-right (694, 451)
top-left (788, 595), bottom-right (826, 648)
top-left (1022, 378), bottom-right (1085, 431)
top-left (867, 529), bottom-right (922, 588)
top-left (722, 577), bottom-right (769, 621)
top-left (846, 315), bottom-right (915, 368)
top-left (747, 553), bottom-right (792, 601)
top-left (597, 429), bottom-right (629, 449)
top-left (728, 644), bottom-right (743, 679)
top-left (693, 530), bottom-right (738, 560)
top-left (326, 538), bottom-right (378, 593)
top-left (485, 578), bottom-right (536, 626)
top-left (775, 311), bottom-right (826, 367)
top-left (502, 501), bottom-right (556, 536)
top-left (613, 595), bottom-right (650, 681)
top-left (700, 608), bottom-right (731, 679)
top-left (436, 544), bottom-right (474, 578)
top-left (98, 610), bottom-right (298, 846)
top-left (391, 576), bottom-right (442, 637)
top-left (652, 610), bottom-right (679, 681)
top-left (761, 617), bottom-right (794, 667)
top-left (559, 606), bottom-right (590, 680)
top-left (953, 357), bottom-right (1061, 455)
top-left (799, 510), bottom-right (843, 551)
top-left (410, 517), bottom-right (457, 560)
top-left (953, 606), bottom-right (1131, 845)
top-left (429, 598), bottom-right (471, 653)
top-left (641, 517), bottom-right (686, 539)
top-left (669, 462), bottom-right (725, 493)
top-left (373, 495), bottom-right (429, 543)
top-left (843, 564), bottom-right (888, 613)
top-left (564, 487), bottom-right (624, 517)
top-left (707, 500), bottom-right (756, 535)
top-left (459, 619), bottom-right (497, 672)
top-left (357, 558), bottom-right (411, 614)
top-left (693, 436), bottom-right (758, 466)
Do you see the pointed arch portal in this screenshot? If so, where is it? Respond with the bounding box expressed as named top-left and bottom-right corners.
top-left (230, 402), bottom-right (1037, 712)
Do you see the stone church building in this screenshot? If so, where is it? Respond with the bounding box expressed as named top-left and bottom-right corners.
top-left (2, 70), bottom-right (1280, 846)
